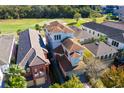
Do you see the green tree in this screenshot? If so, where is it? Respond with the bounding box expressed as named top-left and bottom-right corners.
top-left (90, 10), bottom-right (102, 18)
top-left (35, 24), bottom-right (42, 31)
top-left (106, 13), bottom-right (113, 20)
top-left (101, 66), bottom-right (124, 88)
top-left (17, 29), bottom-right (22, 35)
top-left (89, 78), bottom-right (105, 88)
top-left (98, 35), bottom-right (107, 42)
top-left (4, 64), bottom-right (27, 88)
top-left (5, 75), bottom-right (27, 88)
top-left (73, 12), bottom-right (81, 23)
top-left (50, 75), bottom-right (84, 88)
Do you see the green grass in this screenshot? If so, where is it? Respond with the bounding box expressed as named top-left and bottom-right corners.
top-left (0, 19), bottom-right (50, 34)
top-left (0, 16), bottom-right (106, 35)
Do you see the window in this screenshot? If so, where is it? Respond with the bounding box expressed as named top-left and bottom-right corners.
top-left (59, 35), bottom-right (61, 40)
top-left (98, 33), bottom-right (99, 36)
top-left (116, 42), bottom-right (119, 47)
top-left (109, 54), bottom-right (112, 58)
top-left (54, 35), bottom-right (57, 40)
top-left (93, 32), bottom-right (95, 35)
top-left (112, 40), bottom-right (119, 47)
top-left (54, 35), bottom-right (61, 40)
top-left (114, 41), bottom-right (116, 46)
top-left (101, 56), bottom-right (103, 59)
top-left (105, 55), bottom-right (108, 59)
top-left (89, 30), bottom-right (91, 33)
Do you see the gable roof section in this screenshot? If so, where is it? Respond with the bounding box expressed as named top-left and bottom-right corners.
top-left (109, 33), bottom-right (124, 43)
top-left (45, 21), bottom-right (74, 33)
top-left (17, 29), bottom-right (50, 67)
top-left (54, 45), bottom-right (65, 54)
top-left (102, 21), bottom-right (124, 30)
top-left (56, 55), bottom-right (72, 72)
top-left (83, 22), bottom-right (124, 43)
top-left (0, 35), bottom-right (15, 65)
top-left (70, 26), bottom-right (94, 39)
top-left (62, 38), bottom-right (83, 52)
top-left (83, 22), bottom-right (124, 37)
top-left (17, 30), bottom-right (31, 64)
top-left (84, 42), bottom-right (117, 57)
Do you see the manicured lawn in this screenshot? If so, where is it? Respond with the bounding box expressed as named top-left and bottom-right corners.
top-left (0, 16), bottom-right (106, 35)
top-left (0, 19), bottom-right (50, 34)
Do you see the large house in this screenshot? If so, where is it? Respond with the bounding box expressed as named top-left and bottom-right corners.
top-left (44, 21), bottom-right (75, 49)
top-left (0, 35), bottom-right (15, 87)
top-left (54, 38), bottom-right (84, 78)
top-left (83, 42), bottom-right (118, 59)
top-left (16, 29), bottom-right (50, 87)
top-left (82, 22), bottom-right (124, 49)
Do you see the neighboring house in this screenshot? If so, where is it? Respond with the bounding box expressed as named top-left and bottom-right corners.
top-left (83, 42), bottom-right (118, 59)
top-left (0, 35), bottom-right (15, 88)
top-left (54, 38), bottom-right (83, 66)
top-left (16, 29), bottom-right (50, 87)
top-left (54, 38), bottom-right (84, 78)
top-left (82, 22), bottom-right (124, 49)
top-left (0, 35), bottom-right (15, 72)
top-left (70, 26), bottom-right (94, 44)
top-left (44, 21), bottom-right (74, 49)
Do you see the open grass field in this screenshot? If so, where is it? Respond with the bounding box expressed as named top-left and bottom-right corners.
top-left (0, 16), bottom-right (106, 35)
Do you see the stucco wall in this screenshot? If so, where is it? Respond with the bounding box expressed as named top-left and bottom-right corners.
top-left (82, 26), bottom-right (106, 39)
top-left (45, 28), bottom-right (74, 49)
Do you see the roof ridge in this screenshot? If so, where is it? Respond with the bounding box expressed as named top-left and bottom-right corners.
top-left (19, 48), bottom-right (36, 67)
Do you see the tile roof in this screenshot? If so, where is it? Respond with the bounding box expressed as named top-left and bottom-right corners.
top-left (17, 29), bottom-right (50, 67)
top-left (84, 42), bottom-right (117, 57)
top-left (70, 26), bottom-right (94, 39)
top-left (109, 33), bottom-right (124, 43)
top-left (45, 21), bottom-right (74, 33)
top-left (0, 35), bottom-right (15, 65)
top-left (62, 38), bottom-right (83, 52)
top-left (56, 55), bottom-right (72, 72)
top-left (83, 22), bottom-right (124, 43)
top-left (102, 21), bottom-right (124, 30)
top-left (54, 45), bottom-right (65, 54)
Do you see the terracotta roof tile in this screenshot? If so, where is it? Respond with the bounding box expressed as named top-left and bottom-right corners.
top-left (54, 45), bottom-right (65, 54)
top-left (62, 38), bottom-right (83, 52)
top-left (46, 21), bottom-right (74, 33)
top-left (56, 55), bottom-right (72, 72)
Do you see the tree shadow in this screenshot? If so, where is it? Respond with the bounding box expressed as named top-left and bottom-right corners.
top-left (67, 22), bottom-right (77, 26)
